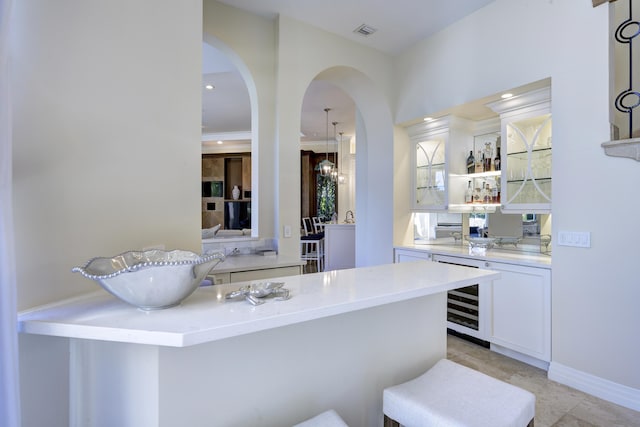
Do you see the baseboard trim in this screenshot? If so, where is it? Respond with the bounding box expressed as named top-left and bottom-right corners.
top-left (548, 362), bottom-right (640, 412)
top-left (490, 343), bottom-right (549, 371)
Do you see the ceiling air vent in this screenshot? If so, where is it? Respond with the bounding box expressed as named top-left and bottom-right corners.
top-left (353, 24), bottom-right (377, 37)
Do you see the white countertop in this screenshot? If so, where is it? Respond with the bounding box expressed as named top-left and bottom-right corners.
top-left (210, 254), bottom-right (304, 274)
top-left (396, 241), bottom-right (551, 268)
top-left (18, 261), bottom-right (499, 348)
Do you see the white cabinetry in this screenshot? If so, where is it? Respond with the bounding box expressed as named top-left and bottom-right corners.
top-left (405, 87), bottom-right (551, 214)
top-left (406, 116), bottom-right (473, 211)
top-left (488, 87), bottom-right (552, 213)
top-left (324, 224), bottom-right (355, 271)
top-left (395, 247), bottom-right (552, 369)
top-left (394, 248), bottom-right (434, 263)
top-left (485, 260), bottom-right (551, 368)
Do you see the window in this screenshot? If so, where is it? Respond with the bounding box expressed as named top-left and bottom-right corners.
top-left (316, 175), bottom-right (336, 222)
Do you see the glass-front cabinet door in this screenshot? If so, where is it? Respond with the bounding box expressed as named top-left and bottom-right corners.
top-left (488, 87), bottom-right (552, 213)
top-left (414, 135), bottom-right (447, 210)
top-left (407, 116), bottom-right (460, 211)
top-left (504, 113), bottom-right (552, 208)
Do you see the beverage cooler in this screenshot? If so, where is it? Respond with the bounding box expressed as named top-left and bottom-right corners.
top-left (433, 255), bottom-right (491, 344)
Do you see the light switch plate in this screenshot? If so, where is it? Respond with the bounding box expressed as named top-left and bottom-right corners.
top-left (283, 225), bottom-right (292, 238)
top-left (557, 231), bottom-right (591, 248)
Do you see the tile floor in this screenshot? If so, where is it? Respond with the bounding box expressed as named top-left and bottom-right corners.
top-left (447, 334), bottom-right (640, 427)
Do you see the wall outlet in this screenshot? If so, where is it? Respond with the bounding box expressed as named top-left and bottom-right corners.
top-left (283, 225), bottom-right (292, 238)
top-left (557, 231), bottom-right (590, 248)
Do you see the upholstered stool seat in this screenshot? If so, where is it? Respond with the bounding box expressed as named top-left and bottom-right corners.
top-left (292, 409), bottom-right (348, 427)
top-left (383, 359), bottom-right (535, 427)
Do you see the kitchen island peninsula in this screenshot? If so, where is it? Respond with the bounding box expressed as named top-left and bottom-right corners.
top-left (18, 261), bottom-right (499, 427)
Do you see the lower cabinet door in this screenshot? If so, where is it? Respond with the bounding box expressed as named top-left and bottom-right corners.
top-left (487, 261), bottom-right (551, 362)
top-left (394, 248), bottom-right (433, 263)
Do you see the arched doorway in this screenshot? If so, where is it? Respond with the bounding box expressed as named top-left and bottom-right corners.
top-left (300, 81), bottom-right (356, 224)
top-left (201, 36), bottom-right (259, 236)
top-left (295, 67), bottom-right (394, 268)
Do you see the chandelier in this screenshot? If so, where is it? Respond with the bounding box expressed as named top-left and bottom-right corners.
top-left (317, 108), bottom-right (335, 176)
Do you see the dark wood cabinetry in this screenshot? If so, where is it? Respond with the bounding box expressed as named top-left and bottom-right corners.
top-left (202, 153), bottom-right (251, 229)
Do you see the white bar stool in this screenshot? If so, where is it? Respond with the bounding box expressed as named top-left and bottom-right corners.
top-left (383, 359), bottom-right (535, 427)
top-left (292, 409), bottom-right (348, 427)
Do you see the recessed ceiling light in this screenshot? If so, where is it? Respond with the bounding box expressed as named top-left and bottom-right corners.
top-left (423, 117), bottom-right (434, 122)
top-left (205, 84), bottom-right (215, 90)
top-left (501, 93), bottom-right (513, 99)
top-left (217, 140), bottom-right (223, 145)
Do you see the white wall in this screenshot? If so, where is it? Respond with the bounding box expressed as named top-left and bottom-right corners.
top-left (202, 5), bottom-right (397, 265)
top-left (12, 0), bottom-right (203, 310)
top-left (275, 16), bottom-right (396, 265)
top-left (394, 0), bottom-right (639, 407)
top-left (12, 1), bottom-right (203, 425)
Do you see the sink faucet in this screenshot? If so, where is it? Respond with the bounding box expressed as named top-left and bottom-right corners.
top-left (345, 210), bottom-right (355, 224)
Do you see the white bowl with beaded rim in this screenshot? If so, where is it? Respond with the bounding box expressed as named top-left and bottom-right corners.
top-left (72, 249), bottom-right (225, 310)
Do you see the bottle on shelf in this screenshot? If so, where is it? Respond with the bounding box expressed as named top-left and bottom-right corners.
top-left (465, 180), bottom-right (473, 204)
top-left (475, 150), bottom-right (484, 173)
top-left (484, 142), bottom-right (493, 171)
top-left (473, 186), bottom-right (481, 203)
top-left (494, 146), bottom-right (501, 171)
top-left (483, 182), bottom-right (491, 204)
top-left (492, 183), bottom-right (499, 203)
top-left (466, 151), bottom-right (475, 174)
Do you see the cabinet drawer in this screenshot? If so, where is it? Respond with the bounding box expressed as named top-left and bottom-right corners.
top-left (230, 266), bottom-right (301, 282)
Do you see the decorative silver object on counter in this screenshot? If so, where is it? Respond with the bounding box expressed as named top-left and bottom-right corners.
top-left (464, 236), bottom-right (496, 249)
top-left (225, 282), bottom-right (291, 305)
top-left (72, 249), bottom-right (225, 310)
top-left (490, 235), bottom-right (523, 248)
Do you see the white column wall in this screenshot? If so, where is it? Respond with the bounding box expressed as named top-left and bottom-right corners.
top-left (275, 16), bottom-right (395, 264)
top-left (12, 2), bottom-right (203, 425)
top-left (395, 0), bottom-right (639, 402)
top-left (203, 0), bottom-right (277, 240)
top-left (202, 6), bottom-right (395, 265)
top-left (12, 0), bottom-right (203, 309)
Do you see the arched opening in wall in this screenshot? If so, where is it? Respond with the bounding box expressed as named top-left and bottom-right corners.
top-left (201, 38), bottom-right (258, 241)
top-left (300, 66), bottom-right (395, 269)
top-left (300, 81), bottom-right (356, 225)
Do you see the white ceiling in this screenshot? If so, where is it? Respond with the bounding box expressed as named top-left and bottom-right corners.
top-left (216, 0), bottom-right (497, 55)
top-left (202, 0), bottom-right (499, 150)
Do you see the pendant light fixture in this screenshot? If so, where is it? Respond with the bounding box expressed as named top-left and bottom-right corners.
top-left (331, 121), bottom-right (339, 182)
top-left (338, 131), bottom-right (347, 184)
top-left (317, 108), bottom-right (335, 176)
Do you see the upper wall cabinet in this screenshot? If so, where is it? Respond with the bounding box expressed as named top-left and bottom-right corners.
top-left (487, 87), bottom-right (552, 213)
top-left (406, 116), bottom-right (474, 211)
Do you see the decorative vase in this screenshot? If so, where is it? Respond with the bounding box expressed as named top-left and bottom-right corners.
top-left (232, 185), bottom-right (240, 200)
